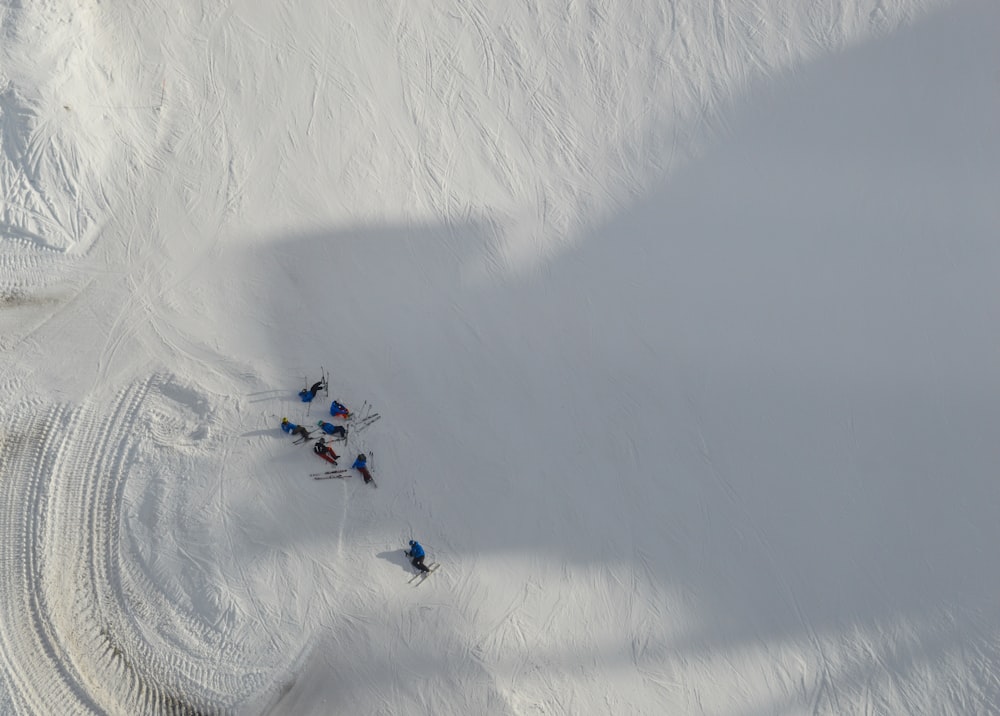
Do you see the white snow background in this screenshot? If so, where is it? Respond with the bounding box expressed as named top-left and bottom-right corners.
top-left (1, 0), bottom-right (998, 714)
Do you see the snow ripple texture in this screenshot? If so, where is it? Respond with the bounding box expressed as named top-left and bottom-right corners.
top-left (0, 0), bottom-right (136, 254)
top-left (0, 376), bottom-right (268, 715)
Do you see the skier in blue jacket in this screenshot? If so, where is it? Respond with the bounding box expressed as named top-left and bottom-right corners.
top-left (316, 420), bottom-right (347, 438)
top-left (299, 379), bottom-right (326, 402)
top-left (352, 453), bottom-right (373, 484)
top-left (280, 417), bottom-right (311, 441)
top-left (329, 400), bottom-right (350, 418)
top-left (405, 540), bottom-right (431, 572)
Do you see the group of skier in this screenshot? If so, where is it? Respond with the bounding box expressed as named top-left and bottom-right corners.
top-left (280, 375), bottom-right (433, 575)
top-left (279, 377), bottom-right (374, 484)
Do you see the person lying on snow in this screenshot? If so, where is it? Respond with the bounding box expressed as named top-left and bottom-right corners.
top-left (351, 453), bottom-right (373, 484)
top-left (299, 379), bottom-right (326, 402)
top-left (280, 417), bottom-right (311, 441)
top-left (405, 540), bottom-right (431, 572)
top-left (329, 400), bottom-right (350, 419)
top-left (316, 420), bottom-right (347, 438)
top-left (313, 437), bottom-right (339, 464)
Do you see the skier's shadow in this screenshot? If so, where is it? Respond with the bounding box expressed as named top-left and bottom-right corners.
top-left (246, 390), bottom-right (287, 403)
top-left (240, 429), bottom-right (286, 439)
top-left (376, 550), bottom-right (413, 572)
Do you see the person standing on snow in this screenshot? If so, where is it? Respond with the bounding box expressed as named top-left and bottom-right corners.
top-left (313, 437), bottom-right (339, 464)
top-left (405, 540), bottom-right (431, 572)
top-left (299, 379), bottom-right (326, 402)
top-left (316, 420), bottom-right (347, 438)
top-left (280, 417), bottom-right (311, 441)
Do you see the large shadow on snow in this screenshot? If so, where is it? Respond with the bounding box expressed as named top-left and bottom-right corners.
top-left (554, 1), bottom-right (1000, 708)
top-left (244, 2), bottom-right (1000, 712)
top-left (587, 4), bottom-right (1000, 710)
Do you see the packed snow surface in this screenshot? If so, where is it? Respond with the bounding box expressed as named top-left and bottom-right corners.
top-left (1, 0), bottom-right (998, 714)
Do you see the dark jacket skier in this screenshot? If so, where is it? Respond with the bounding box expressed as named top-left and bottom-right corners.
top-left (405, 540), bottom-right (430, 572)
top-left (299, 379), bottom-right (326, 402)
top-left (351, 453), bottom-right (373, 484)
top-left (280, 418), bottom-right (311, 441)
top-left (313, 438), bottom-right (339, 464)
top-left (316, 420), bottom-right (347, 438)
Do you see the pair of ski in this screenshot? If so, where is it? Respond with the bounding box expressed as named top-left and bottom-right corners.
top-left (294, 433), bottom-right (346, 446)
top-left (350, 413), bottom-right (381, 433)
top-left (312, 469), bottom-right (349, 480)
top-left (408, 563), bottom-right (440, 585)
top-left (302, 367), bottom-right (329, 416)
top-left (311, 457), bottom-right (377, 488)
top-left (313, 470), bottom-right (377, 488)
top-left (348, 400), bottom-right (379, 425)
top-left (303, 367), bottom-right (329, 396)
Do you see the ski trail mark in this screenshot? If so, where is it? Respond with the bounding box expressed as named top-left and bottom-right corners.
top-left (0, 376), bottom-right (277, 714)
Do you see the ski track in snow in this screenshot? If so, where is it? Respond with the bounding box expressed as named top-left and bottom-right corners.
top-left (2, 0), bottom-right (999, 714)
top-left (0, 376), bottom-right (280, 713)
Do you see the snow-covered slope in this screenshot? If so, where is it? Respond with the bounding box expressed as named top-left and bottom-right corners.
top-left (1, 0), bottom-right (998, 714)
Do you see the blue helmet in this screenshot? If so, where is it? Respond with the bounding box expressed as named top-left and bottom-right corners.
top-left (409, 540), bottom-right (416, 547)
